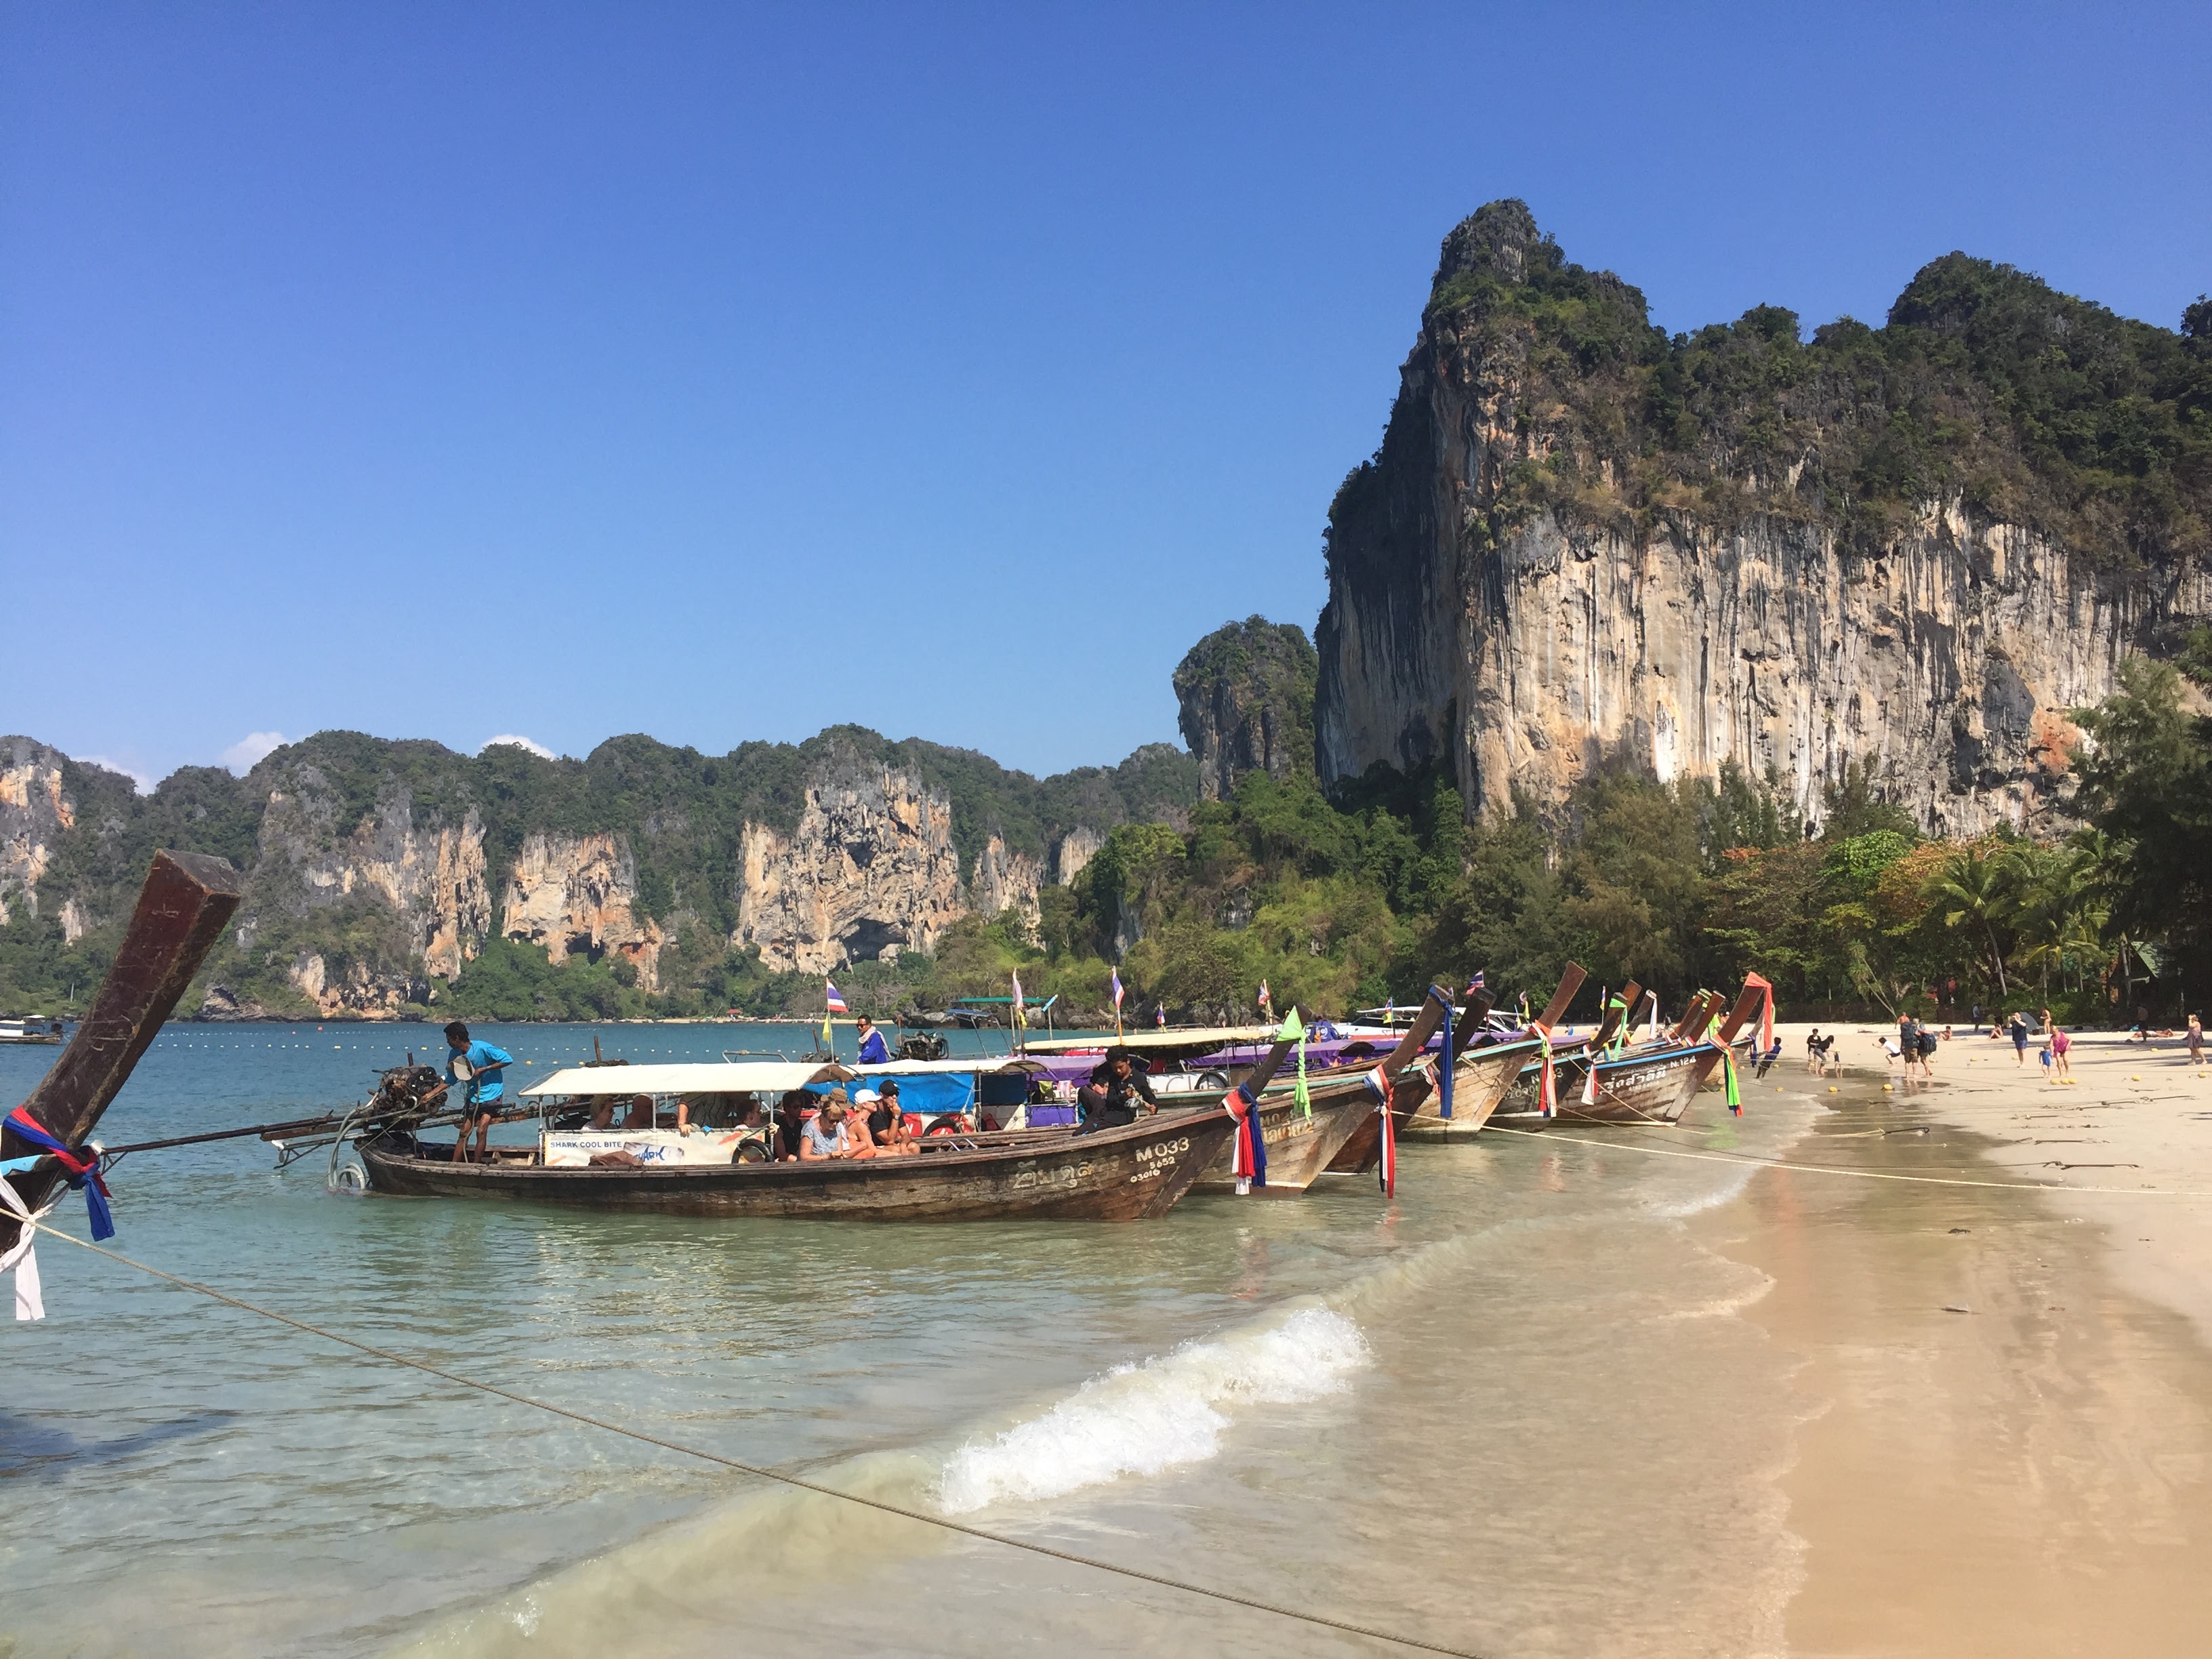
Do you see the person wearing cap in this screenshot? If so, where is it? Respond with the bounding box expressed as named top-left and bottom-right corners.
top-left (1078, 1046), bottom-right (1157, 1130)
top-left (443, 1021), bottom-right (514, 1164)
top-left (863, 1081), bottom-right (917, 1154)
top-left (853, 1014), bottom-right (891, 1067)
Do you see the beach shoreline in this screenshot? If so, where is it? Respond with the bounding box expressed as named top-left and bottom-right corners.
top-left (1700, 1019), bottom-right (2212, 1655)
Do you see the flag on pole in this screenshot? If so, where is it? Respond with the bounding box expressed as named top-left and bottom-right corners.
top-left (1256, 981), bottom-right (1272, 1017)
top-left (1010, 971), bottom-right (1026, 1036)
top-left (1468, 970), bottom-right (1486, 995)
top-left (1110, 968), bottom-right (1124, 1010)
top-left (825, 980), bottom-right (848, 1016)
top-left (1154, 1002), bottom-right (1166, 1028)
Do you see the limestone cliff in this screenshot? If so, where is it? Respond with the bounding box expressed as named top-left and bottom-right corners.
top-left (501, 832), bottom-right (665, 991)
top-left (1317, 201), bottom-right (2212, 835)
top-left (733, 750), bottom-right (966, 972)
top-left (1174, 618), bottom-right (1318, 801)
top-left (0, 738), bottom-right (70, 926)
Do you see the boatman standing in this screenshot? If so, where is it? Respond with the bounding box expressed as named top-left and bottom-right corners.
top-left (1078, 1046), bottom-right (1158, 1130)
top-left (443, 1021), bottom-right (513, 1164)
top-left (853, 1014), bottom-right (890, 1067)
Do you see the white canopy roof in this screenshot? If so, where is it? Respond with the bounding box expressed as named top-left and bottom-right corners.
top-left (844, 1055), bottom-right (1047, 1076)
top-left (522, 1061), bottom-right (854, 1099)
top-left (1021, 1025), bottom-right (1278, 1055)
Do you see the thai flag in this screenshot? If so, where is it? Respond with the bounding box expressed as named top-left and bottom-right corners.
top-left (1376, 1097), bottom-right (1396, 1196)
top-left (825, 980), bottom-right (848, 1016)
top-left (1256, 981), bottom-right (1271, 1016)
top-left (1468, 970), bottom-right (1485, 994)
top-left (1154, 1003), bottom-right (1166, 1028)
top-left (1110, 968), bottom-right (1124, 1009)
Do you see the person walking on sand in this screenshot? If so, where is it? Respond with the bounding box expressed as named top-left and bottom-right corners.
top-left (2188, 1014), bottom-right (2205, 1067)
top-left (2051, 1021), bottom-right (2073, 1081)
top-left (2009, 1010), bottom-right (2030, 1067)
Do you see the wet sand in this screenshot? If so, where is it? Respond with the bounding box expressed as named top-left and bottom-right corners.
top-left (1706, 1022), bottom-right (2212, 1656)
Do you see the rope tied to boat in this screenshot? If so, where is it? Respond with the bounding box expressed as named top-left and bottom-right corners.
top-left (5, 1107), bottom-right (115, 1241)
top-left (7, 1209), bottom-right (1489, 1659)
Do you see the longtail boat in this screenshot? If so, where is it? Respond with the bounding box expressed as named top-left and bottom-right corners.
top-left (1397, 965), bottom-right (1590, 1143)
top-left (353, 1054), bottom-right (1235, 1220)
top-left (1, 852), bottom-right (245, 1296)
top-left (1188, 998), bottom-right (1449, 1194)
top-left (1322, 986), bottom-right (1479, 1175)
top-left (1509, 982), bottom-right (1765, 1126)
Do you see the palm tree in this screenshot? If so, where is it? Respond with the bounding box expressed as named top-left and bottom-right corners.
top-left (1924, 846), bottom-right (2022, 998)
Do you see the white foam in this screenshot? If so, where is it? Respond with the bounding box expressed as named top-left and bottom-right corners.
top-left (935, 1305), bottom-right (1369, 1514)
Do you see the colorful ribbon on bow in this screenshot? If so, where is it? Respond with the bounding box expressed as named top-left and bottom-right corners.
top-left (1721, 1044), bottom-right (1744, 1116)
top-left (1280, 1008), bottom-right (1311, 1119)
top-left (1536, 1027), bottom-right (1558, 1120)
top-left (1227, 1085), bottom-right (1267, 1189)
top-left (1438, 1001), bottom-right (1455, 1120)
top-left (4, 1108), bottom-right (114, 1241)
top-left (1364, 1065), bottom-right (1397, 1195)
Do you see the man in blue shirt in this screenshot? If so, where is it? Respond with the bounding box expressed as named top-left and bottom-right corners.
top-left (853, 1014), bottom-right (891, 1066)
top-left (444, 1021), bottom-right (514, 1164)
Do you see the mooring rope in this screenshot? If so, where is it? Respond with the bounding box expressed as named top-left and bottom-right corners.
top-left (1483, 1124), bottom-right (2212, 1197)
top-left (12, 1213), bottom-right (1484, 1659)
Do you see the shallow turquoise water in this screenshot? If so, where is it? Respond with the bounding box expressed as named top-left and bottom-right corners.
top-left (1, 1022), bottom-right (1825, 1657)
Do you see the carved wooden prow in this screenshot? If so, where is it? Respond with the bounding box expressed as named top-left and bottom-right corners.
top-left (1378, 988), bottom-right (1452, 1083)
top-left (1687, 984), bottom-right (1768, 1090)
top-left (1671, 990), bottom-right (1719, 1043)
top-left (1592, 981), bottom-right (1642, 1050)
top-left (1230, 1010), bottom-right (1315, 1102)
top-left (1444, 981), bottom-right (1497, 1067)
top-left (1532, 964), bottom-right (1586, 1033)
top-left (1, 851), bottom-right (244, 1252)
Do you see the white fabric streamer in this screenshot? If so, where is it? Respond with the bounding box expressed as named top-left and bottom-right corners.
top-left (1, 1175), bottom-right (50, 1321)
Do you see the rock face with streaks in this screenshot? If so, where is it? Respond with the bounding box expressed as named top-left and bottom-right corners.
top-left (0, 738), bottom-right (73, 925)
top-left (1316, 200), bottom-right (2212, 836)
top-left (501, 832), bottom-right (666, 991)
top-left (1174, 618), bottom-right (1318, 801)
top-left (733, 748), bottom-right (968, 973)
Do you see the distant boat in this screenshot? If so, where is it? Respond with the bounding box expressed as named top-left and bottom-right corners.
top-left (0, 1017), bottom-right (65, 1045)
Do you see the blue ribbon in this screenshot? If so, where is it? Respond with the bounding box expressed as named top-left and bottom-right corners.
top-left (1439, 1002), bottom-right (1454, 1119)
top-left (5, 1108), bottom-right (115, 1241)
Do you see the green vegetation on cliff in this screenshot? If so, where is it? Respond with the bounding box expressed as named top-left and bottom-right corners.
top-left (1345, 198), bottom-right (2212, 565)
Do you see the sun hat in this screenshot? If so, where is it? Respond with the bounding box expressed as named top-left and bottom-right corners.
top-left (853, 1088), bottom-right (880, 1104)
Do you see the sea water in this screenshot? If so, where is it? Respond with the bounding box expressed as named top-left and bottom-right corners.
top-left (1, 1023), bottom-right (1824, 1657)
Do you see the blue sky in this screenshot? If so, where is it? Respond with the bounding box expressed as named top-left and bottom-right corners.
top-left (4, 3), bottom-right (2207, 788)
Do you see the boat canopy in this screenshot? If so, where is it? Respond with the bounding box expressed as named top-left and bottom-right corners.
top-left (841, 1055), bottom-right (1048, 1077)
top-left (1021, 1025), bottom-right (1277, 1056)
top-left (522, 1061), bottom-right (855, 1099)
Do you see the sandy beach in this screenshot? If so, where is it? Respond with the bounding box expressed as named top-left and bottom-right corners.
top-left (1696, 1020), bottom-right (2212, 1656)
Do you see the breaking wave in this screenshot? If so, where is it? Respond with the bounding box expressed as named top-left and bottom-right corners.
top-left (936, 1304), bottom-right (1369, 1513)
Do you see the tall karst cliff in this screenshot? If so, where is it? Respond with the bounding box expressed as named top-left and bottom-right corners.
top-left (1316, 201), bottom-right (2212, 836)
top-left (1174, 617), bottom-right (1318, 801)
top-left (0, 726), bottom-right (1197, 1017)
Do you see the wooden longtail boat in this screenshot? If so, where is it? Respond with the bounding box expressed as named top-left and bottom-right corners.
top-left (1397, 965), bottom-right (1591, 1143)
top-left (1536, 982), bottom-right (1765, 1126)
top-left (1, 851), bottom-right (245, 1264)
top-left (1321, 987), bottom-right (1475, 1175)
top-left (1187, 1005), bottom-right (1443, 1195)
top-left (356, 1106), bottom-right (1233, 1220)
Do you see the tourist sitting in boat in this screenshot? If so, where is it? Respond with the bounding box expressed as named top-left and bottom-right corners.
top-left (587, 1098), bottom-right (617, 1132)
top-left (774, 1090), bottom-right (814, 1161)
top-left (851, 1085), bottom-right (916, 1155)
top-left (623, 1093), bottom-right (654, 1130)
top-left (443, 1021), bottom-right (513, 1164)
top-left (1078, 1046), bottom-right (1157, 1130)
top-left (854, 1014), bottom-right (890, 1066)
top-left (871, 1080), bottom-right (919, 1153)
top-left (800, 1094), bottom-right (857, 1160)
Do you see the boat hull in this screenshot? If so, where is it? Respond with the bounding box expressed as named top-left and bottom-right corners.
top-left (356, 1109), bottom-right (1235, 1221)
top-left (1324, 1070), bottom-right (1435, 1174)
top-left (1187, 1086), bottom-right (1376, 1195)
top-left (1399, 1038), bottom-right (1589, 1142)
